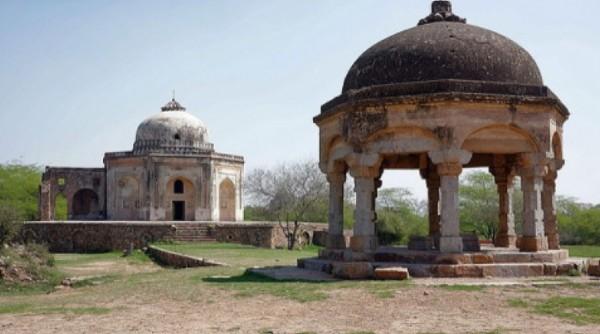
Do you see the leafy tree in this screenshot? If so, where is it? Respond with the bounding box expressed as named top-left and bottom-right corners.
top-left (459, 171), bottom-right (499, 240)
top-left (0, 163), bottom-right (42, 220)
top-left (376, 188), bottom-right (427, 245)
top-left (0, 204), bottom-right (23, 245)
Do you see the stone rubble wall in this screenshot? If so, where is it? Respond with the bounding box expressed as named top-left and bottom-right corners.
top-left (22, 221), bottom-right (333, 253)
top-left (22, 222), bottom-right (176, 253)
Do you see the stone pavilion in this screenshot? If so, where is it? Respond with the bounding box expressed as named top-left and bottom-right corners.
top-left (302, 1), bottom-right (574, 278)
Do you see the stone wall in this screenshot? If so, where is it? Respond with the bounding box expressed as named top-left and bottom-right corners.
top-left (215, 222), bottom-right (329, 249)
top-left (146, 245), bottom-right (224, 268)
top-left (22, 222), bottom-right (176, 253)
top-left (22, 221), bottom-right (332, 252)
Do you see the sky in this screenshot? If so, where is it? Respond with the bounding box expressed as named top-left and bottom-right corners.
top-left (1, 0), bottom-right (599, 203)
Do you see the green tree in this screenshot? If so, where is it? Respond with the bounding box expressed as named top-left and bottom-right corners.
top-left (459, 171), bottom-right (498, 240)
top-left (0, 163), bottom-right (42, 220)
top-left (376, 188), bottom-right (427, 245)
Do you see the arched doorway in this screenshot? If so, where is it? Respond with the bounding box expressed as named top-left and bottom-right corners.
top-left (72, 189), bottom-right (100, 220)
top-left (219, 178), bottom-right (236, 222)
top-left (166, 177), bottom-right (195, 221)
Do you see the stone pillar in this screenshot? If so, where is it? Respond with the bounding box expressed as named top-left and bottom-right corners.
top-left (543, 170), bottom-right (560, 249)
top-left (437, 162), bottom-right (463, 253)
top-left (350, 175), bottom-right (378, 253)
top-left (39, 181), bottom-right (52, 221)
top-left (426, 175), bottom-right (441, 237)
top-left (326, 173), bottom-right (347, 250)
top-left (421, 166), bottom-right (441, 239)
top-left (518, 154), bottom-right (548, 252)
top-left (346, 153), bottom-right (382, 254)
top-left (490, 160), bottom-right (517, 248)
top-left (429, 149), bottom-right (472, 253)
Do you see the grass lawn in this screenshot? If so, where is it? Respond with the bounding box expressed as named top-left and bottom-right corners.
top-left (563, 245), bottom-right (600, 258)
top-left (153, 242), bottom-right (320, 268)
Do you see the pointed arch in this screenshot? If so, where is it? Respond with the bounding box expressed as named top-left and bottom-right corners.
top-left (219, 178), bottom-right (236, 222)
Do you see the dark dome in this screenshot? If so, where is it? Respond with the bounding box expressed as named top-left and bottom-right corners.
top-left (342, 21), bottom-right (543, 92)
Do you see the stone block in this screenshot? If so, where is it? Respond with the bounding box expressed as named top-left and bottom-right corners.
top-left (557, 262), bottom-right (576, 276)
top-left (434, 254), bottom-right (466, 265)
top-left (349, 236), bottom-right (378, 253)
top-left (374, 267), bottom-right (410, 280)
top-left (588, 263), bottom-right (600, 277)
top-left (519, 236), bottom-right (549, 252)
top-left (455, 265), bottom-right (483, 278)
top-left (481, 264), bottom-right (544, 277)
top-left (470, 254), bottom-right (494, 264)
top-left (432, 265), bottom-right (456, 278)
top-left (332, 262), bottom-right (373, 280)
top-left (543, 263), bottom-right (558, 276)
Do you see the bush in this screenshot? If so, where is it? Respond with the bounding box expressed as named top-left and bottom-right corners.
top-left (0, 205), bottom-right (22, 245)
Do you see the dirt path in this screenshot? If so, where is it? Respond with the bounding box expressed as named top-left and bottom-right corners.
top-left (1, 283), bottom-right (599, 334)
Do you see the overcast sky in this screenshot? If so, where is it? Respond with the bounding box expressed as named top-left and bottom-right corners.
top-left (1, 0), bottom-right (599, 203)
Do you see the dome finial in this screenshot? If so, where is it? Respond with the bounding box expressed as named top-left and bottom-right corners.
top-left (161, 96), bottom-right (186, 112)
top-left (418, 1), bottom-right (466, 26)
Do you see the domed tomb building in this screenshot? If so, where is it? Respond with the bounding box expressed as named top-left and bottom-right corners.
top-left (39, 98), bottom-right (244, 222)
top-left (315, 1), bottom-right (569, 256)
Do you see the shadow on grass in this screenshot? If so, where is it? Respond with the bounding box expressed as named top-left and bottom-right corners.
top-left (202, 270), bottom-right (334, 285)
top-left (201, 271), bottom-right (331, 302)
top-left (200, 269), bottom-right (412, 302)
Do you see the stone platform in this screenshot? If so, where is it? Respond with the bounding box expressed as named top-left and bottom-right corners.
top-left (298, 246), bottom-right (590, 279)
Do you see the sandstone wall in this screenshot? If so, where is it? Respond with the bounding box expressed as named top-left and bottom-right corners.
top-left (22, 221), bottom-right (331, 252)
top-left (22, 222), bottom-right (176, 253)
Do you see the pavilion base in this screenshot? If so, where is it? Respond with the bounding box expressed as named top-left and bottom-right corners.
top-left (299, 246), bottom-right (590, 279)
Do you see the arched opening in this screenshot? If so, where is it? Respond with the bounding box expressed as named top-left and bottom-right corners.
top-left (174, 179), bottom-right (184, 194)
top-left (166, 177), bottom-right (195, 221)
top-left (461, 125), bottom-right (538, 154)
top-left (219, 178), bottom-right (236, 222)
top-left (72, 189), bottom-right (100, 220)
top-left (54, 193), bottom-right (68, 220)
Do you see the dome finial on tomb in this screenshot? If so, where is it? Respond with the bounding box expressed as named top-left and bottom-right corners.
top-left (161, 95), bottom-right (186, 112)
top-left (418, 1), bottom-right (466, 26)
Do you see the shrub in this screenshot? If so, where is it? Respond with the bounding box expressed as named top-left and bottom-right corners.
top-left (0, 205), bottom-right (22, 245)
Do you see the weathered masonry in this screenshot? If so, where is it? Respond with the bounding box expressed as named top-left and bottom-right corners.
top-left (316, 1), bottom-right (568, 257)
top-left (39, 98), bottom-right (244, 222)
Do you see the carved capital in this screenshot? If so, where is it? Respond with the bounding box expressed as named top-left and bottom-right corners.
top-left (346, 153), bottom-right (382, 179)
top-left (428, 149), bottom-right (472, 165)
top-left (437, 162), bottom-right (463, 176)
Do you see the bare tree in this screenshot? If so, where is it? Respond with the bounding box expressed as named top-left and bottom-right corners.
top-left (245, 161), bottom-right (328, 249)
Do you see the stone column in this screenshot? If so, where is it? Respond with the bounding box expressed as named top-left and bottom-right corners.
top-left (350, 175), bottom-right (378, 253)
top-left (490, 160), bottom-right (517, 248)
top-left (543, 170), bottom-right (560, 249)
top-left (39, 180), bottom-right (54, 221)
top-left (426, 175), bottom-right (441, 238)
top-left (429, 149), bottom-right (472, 253)
top-left (518, 154), bottom-right (548, 252)
top-left (437, 162), bottom-right (464, 253)
top-left (346, 153), bottom-right (382, 254)
top-left (326, 173), bottom-right (347, 250)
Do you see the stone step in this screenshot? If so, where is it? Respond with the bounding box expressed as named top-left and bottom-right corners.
top-left (373, 248), bottom-right (570, 265)
top-left (299, 257), bottom-right (589, 279)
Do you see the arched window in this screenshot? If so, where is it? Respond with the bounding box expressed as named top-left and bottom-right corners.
top-left (174, 179), bottom-right (184, 194)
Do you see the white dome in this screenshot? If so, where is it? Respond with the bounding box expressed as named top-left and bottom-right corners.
top-left (133, 99), bottom-right (214, 154)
